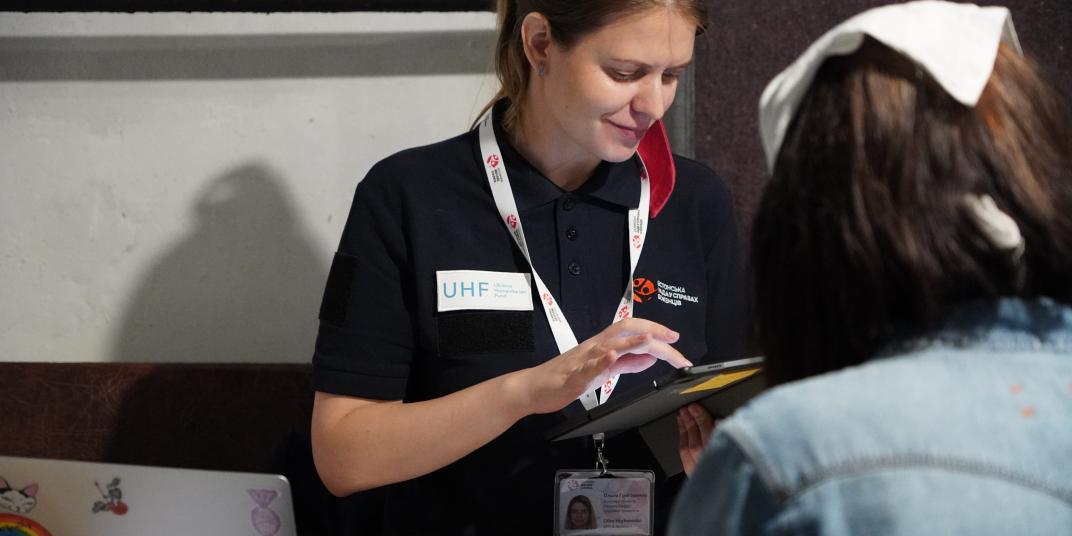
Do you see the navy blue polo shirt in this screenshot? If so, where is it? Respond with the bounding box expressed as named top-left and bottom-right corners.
top-left (312, 116), bottom-right (745, 535)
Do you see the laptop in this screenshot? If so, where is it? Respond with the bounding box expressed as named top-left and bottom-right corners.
top-left (0, 456), bottom-right (296, 536)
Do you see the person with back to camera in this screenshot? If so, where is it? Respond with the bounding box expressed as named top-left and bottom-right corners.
top-left (565, 494), bottom-right (598, 531)
top-left (309, 0), bottom-right (747, 533)
top-left (670, 1), bottom-right (1072, 535)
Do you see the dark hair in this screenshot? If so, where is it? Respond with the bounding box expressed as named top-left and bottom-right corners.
top-left (752, 38), bottom-right (1072, 385)
top-left (479, 0), bottom-right (708, 132)
top-left (565, 494), bottom-right (596, 529)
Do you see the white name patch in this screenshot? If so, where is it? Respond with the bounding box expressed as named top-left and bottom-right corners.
top-left (436, 270), bottom-right (533, 312)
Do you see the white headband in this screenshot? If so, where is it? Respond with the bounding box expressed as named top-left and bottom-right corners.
top-left (758, 1), bottom-right (1021, 170)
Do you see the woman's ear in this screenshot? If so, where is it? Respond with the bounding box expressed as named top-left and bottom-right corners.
top-left (520, 12), bottom-right (553, 75)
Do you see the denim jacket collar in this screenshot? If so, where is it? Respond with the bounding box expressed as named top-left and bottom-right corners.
top-left (878, 297), bottom-right (1072, 357)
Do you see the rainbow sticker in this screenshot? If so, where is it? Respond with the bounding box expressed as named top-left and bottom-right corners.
top-left (0, 513), bottom-right (52, 536)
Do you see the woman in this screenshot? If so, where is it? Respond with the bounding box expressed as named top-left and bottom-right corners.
top-left (310, 0), bottom-right (745, 534)
top-left (671, 2), bottom-right (1072, 534)
top-left (565, 495), bottom-right (597, 531)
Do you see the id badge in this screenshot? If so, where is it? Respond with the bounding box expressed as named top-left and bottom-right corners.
top-left (554, 469), bottom-right (655, 535)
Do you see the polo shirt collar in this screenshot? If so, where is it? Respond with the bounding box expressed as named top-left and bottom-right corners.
top-left (577, 156), bottom-right (642, 209)
top-left (489, 110), bottom-right (642, 212)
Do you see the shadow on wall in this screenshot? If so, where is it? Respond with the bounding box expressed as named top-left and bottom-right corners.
top-left (111, 163), bottom-right (328, 363)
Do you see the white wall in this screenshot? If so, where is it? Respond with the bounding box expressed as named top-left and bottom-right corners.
top-left (0, 12), bottom-right (499, 363)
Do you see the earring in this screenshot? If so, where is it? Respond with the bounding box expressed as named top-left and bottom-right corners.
top-left (537, 63), bottom-right (546, 77)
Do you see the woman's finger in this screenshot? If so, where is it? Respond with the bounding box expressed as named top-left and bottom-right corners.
top-left (575, 334), bottom-right (651, 393)
top-left (585, 334), bottom-right (650, 367)
top-left (608, 353), bottom-right (658, 376)
top-left (601, 317), bottom-right (680, 342)
top-left (677, 409), bottom-right (700, 475)
top-left (594, 334), bottom-right (691, 369)
top-left (628, 337), bottom-right (691, 369)
top-left (687, 403), bottom-right (716, 444)
top-left (684, 407), bottom-right (704, 453)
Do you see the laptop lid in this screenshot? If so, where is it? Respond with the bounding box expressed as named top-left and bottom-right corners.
top-left (0, 456), bottom-right (296, 536)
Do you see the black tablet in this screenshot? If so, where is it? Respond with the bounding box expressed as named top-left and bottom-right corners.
top-left (547, 356), bottom-right (766, 442)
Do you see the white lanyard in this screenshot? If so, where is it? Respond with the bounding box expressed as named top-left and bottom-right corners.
top-left (478, 111), bottom-right (651, 410)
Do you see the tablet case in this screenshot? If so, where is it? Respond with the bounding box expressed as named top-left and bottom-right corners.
top-left (546, 357), bottom-right (765, 476)
top-left (548, 357), bottom-right (766, 442)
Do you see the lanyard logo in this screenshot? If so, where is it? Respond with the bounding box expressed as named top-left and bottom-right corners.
top-left (602, 378), bottom-right (615, 395)
top-left (486, 153), bottom-right (501, 169)
top-left (506, 214), bottom-right (519, 229)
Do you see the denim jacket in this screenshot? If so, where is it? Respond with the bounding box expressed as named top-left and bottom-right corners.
top-left (670, 298), bottom-right (1072, 535)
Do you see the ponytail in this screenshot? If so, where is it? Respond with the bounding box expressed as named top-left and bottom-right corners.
top-left (474, 0), bottom-right (529, 132)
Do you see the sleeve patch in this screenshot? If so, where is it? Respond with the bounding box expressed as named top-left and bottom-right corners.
top-left (319, 251), bottom-right (357, 326)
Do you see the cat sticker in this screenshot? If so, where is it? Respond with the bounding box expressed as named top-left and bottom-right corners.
top-left (0, 477), bottom-right (38, 514)
top-left (91, 478), bottom-right (128, 515)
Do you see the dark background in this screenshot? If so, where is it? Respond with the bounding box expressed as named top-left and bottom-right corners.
top-left (692, 0), bottom-right (1071, 245)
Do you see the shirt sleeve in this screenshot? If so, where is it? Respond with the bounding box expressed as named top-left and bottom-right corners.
top-left (668, 432), bottom-right (781, 536)
top-left (703, 178), bottom-right (748, 361)
top-left (311, 162), bottom-right (416, 400)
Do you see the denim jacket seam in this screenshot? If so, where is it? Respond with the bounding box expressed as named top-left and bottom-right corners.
top-left (787, 454), bottom-right (1072, 507)
top-left (723, 426), bottom-right (794, 503)
top-left (878, 336), bottom-right (1072, 358)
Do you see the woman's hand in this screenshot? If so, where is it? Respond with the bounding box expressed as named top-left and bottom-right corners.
top-left (511, 318), bottom-right (691, 416)
top-left (678, 403), bottom-right (719, 476)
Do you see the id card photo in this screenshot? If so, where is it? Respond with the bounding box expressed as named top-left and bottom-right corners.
top-left (554, 470), bottom-right (654, 535)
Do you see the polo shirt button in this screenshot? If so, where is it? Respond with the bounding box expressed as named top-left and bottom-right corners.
top-left (566, 226), bottom-right (578, 240)
top-left (568, 262), bottom-right (582, 276)
top-left (563, 197), bottom-right (576, 211)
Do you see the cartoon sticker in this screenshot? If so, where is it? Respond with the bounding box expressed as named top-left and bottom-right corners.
top-left (247, 489), bottom-right (281, 536)
top-left (0, 513), bottom-right (53, 536)
top-left (91, 478), bottom-right (128, 515)
top-left (0, 478), bottom-right (38, 514)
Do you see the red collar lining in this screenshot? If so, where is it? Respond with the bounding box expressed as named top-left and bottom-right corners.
top-left (636, 119), bottom-right (675, 218)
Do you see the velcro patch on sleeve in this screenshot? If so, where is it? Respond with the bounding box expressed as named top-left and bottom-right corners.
top-left (319, 251), bottom-right (357, 326)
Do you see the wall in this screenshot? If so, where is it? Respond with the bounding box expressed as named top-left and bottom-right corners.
top-left (0, 12), bottom-right (500, 362)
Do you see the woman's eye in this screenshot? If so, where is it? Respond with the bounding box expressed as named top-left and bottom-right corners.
top-left (662, 71), bottom-right (682, 82)
top-left (608, 69), bottom-right (641, 81)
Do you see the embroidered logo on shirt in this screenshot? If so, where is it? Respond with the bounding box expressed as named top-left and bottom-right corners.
top-left (633, 276), bottom-right (700, 307)
top-left (633, 278), bottom-right (656, 303)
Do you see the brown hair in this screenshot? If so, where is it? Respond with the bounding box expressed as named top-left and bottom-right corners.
top-left (565, 494), bottom-right (597, 529)
top-left (752, 38), bottom-right (1072, 385)
top-left (478, 0), bottom-right (708, 132)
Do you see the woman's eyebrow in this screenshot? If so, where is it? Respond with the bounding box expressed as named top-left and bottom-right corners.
top-left (607, 58), bottom-right (694, 70)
